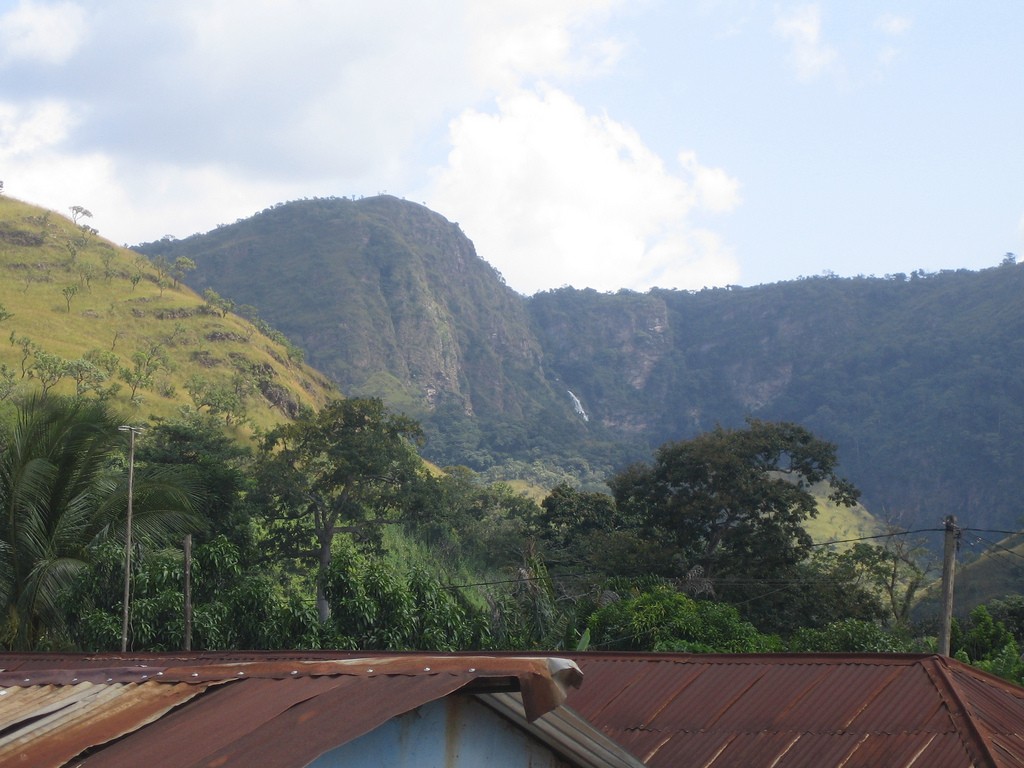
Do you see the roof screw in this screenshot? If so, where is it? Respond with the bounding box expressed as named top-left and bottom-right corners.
top-left (424, 667), bottom-right (431, 672)
top-left (237, 672), bottom-right (245, 676)
top-left (291, 670), bottom-right (298, 675)
top-left (191, 672), bottom-right (199, 677)
top-left (141, 674), bottom-right (148, 679)
top-left (156, 672), bottom-right (164, 676)
top-left (367, 669), bottom-right (374, 673)
top-left (468, 668), bottom-right (476, 672)
top-left (106, 678), bottom-right (113, 683)
top-left (23, 678), bottom-right (29, 683)
top-left (72, 678), bottom-right (79, 683)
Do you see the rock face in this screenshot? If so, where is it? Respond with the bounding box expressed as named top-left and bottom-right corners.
top-left (158, 197), bottom-right (548, 418)
top-left (145, 197), bottom-right (579, 468)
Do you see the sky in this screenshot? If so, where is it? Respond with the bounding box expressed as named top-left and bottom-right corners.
top-left (1, 1), bottom-right (1022, 296)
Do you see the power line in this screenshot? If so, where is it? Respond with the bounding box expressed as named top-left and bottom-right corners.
top-left (962, 527), bottom-right (1024, 537)
top-left (810, 528), bottom-right (942, 548)
top-left (968, 534), bottom-right (1024, 563)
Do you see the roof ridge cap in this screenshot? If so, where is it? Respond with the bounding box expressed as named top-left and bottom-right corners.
top-left (921, 654), bottom-right (998, 767)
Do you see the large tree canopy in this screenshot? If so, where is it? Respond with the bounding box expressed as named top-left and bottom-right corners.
top-left (255, 398), bottom-right (425, 622)
top-left (608, 419), bottom-right (859, 631)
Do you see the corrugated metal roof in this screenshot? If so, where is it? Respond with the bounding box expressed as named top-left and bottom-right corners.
top-left (6, 651), bottom-right (1024, 767)
top-left (0, 655), bottom-right (585, 768)
top-left (560, 653), bottom-right (1024, 768)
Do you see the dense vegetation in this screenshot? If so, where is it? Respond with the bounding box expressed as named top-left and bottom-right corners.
top-left (6, 393), bottom-right (1023, 686)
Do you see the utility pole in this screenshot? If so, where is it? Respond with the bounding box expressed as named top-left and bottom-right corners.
top-left (183, 534), bottom-right (192, 651)
top-left (938, 515), bottom-right (960, 656)
top-left (119, 425), bottom-right (143, 653)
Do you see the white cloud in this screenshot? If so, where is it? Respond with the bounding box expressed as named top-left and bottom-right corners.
top-left (678, 151), bottom-right (742, 214)
top-left (0, 0), bottom-right (88, 66)
top-left (466, 0), bottom-right (625, 90)
top-left (0, 100), bottom-right (77, 157)
top-left (876, 13), bottom-right (912, 36)
top-left (425, 87), bottom-right (740, 294)
top-left (1, 0), bottom-right (741, 297)
top-left (773, 4), bottom-right (837, 81)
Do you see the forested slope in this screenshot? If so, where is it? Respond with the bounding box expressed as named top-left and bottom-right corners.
top-left (533, 266), bottom-right (1024, 532)
top-left (139, 196), bottom-right (1024, 535)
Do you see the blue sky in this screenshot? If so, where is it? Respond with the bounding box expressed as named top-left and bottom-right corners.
top-left (1, 0), bottom-right (1021, 294)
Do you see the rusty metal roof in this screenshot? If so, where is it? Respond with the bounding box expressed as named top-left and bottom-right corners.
top-left (559, 653), bottom-right (1024, 768)
top-left (0, 654), bottom-right (587, 768)
top-left (6, 651), bottom-right (1024, 767)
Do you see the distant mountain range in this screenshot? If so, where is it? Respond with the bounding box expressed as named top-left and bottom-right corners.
top-left (131, 195), bottom-right (1024, 538)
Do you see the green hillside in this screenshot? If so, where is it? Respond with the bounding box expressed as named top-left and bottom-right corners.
top-left (0, 196), bottom-right (336, 429)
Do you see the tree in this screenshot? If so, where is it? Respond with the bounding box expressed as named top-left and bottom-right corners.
top-left (170, 256), bottom-right (196, 288)
top-left (184, 374), bottom-right (248, 425)
top-left (0, 365), bottom-right (15, 402)
top-left (788, 618), bottom-right (911, 653)
top-left (65, 358), bottom-right (107, 398)
top-left (0, 397), bottom-right (200, 649)
top-left (9, 334), bottom-right (37, 378)
top-left (537, 483), bottom-right (620, 552)
top-left (203, 288), bottom-right (234, 318)
top-left (68, 205), bottom-right (92, 225)
top-left (322, 538), bottom-right (486, 650)
top-left (61, 284), bottom-right (79, 312)
top-left (609, 419), bottom-right (859, 628)
top-left (28, 350), bottom-right (68, 400)
top-left (119, 343), bottom-right (168, 403)
top-left (586, 584), bottom-right (780, 652)
top-left (137, 415), bottom-right (255, 549)
top-left (986, 595), bottom-right (1024, 646)
top-left (255, 398), bottom-right (424, 622)
top-left (64, 535), bottom-right (325, 652)
top-left (842, 537), bottom-right (932, 629)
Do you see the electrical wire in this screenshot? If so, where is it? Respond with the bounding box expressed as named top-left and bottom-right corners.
top-left (810, 528), bottom-right (943, 548)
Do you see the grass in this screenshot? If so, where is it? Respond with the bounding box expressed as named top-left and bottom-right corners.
top-left (0, 196), bottom-right (336, 433)
top-left (805, 492), bottom-right (883, 548)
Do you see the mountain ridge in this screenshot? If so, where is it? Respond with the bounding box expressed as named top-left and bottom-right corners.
top-left (135, 196), bottom-right (1024, 537)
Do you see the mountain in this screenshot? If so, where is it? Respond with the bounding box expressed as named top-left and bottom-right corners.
top-left (139, 196), bottom-right (614, 483)
top-left (532, 269), bottom-right (1024, 535)
top-left (138, 196), bottom-right (1024, 537)
top-left (0, 195), bottom-right (335, 430)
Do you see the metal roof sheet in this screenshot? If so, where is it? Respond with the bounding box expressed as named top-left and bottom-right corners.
top-left (0, 655), bottom-right (585, 768)
top-left (559, 653), bottom-right (1024, 768)
top-left (6, 651), bottom-right (1024, 767)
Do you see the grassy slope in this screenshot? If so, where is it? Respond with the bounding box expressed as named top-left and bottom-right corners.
top-left (805, 494), bottom-right (882, 548)
top-left (0, 196), bottom-right (335, 430)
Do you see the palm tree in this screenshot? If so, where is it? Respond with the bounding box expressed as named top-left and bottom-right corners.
top-left (0, 396), bottom-right (200, 650)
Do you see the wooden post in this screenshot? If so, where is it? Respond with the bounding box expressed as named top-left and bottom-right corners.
top-left (938, 515), bottom-right (958, 656)
top-left (118, 426), bottom-right (142, 653)
top-left (183, 534), bottom-right (192, 651)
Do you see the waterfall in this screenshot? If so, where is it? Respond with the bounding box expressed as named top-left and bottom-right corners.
top-left (567, 390), bottom-right (589, 422)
